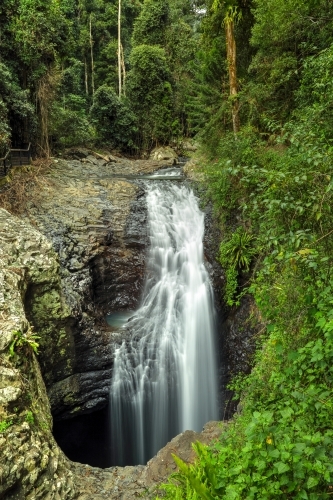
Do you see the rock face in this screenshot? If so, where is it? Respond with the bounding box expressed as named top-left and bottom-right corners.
top-left (186, 159), bottom-right (261, 418)
top-left (20, 157), bottom-right (163, 420)
top-left (0, 208), bottom-right (76, 498)
top-left (0, 203), bottom-right (224, 498)
top-left (0, 151), bottom-right (261, 498)
top-left (72, 421), bottom-right (224, 499)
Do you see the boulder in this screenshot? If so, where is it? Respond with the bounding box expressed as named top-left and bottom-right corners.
top-left (182, 140), bottom-right (198, 152)
top-left (72, 421), bottom-right (224, 499)
top-left (149, 146), bottom-right (178, 164)
top-left (64, 147), bottom-right (90, 159)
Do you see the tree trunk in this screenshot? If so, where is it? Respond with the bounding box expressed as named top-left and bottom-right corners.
top-left (118, 0), bottom-right (122, 98)
top-left (37, 67), bottom-right (59, 157)
top-left (84, 57), bottom-right (89, 95)
top-left (90, 14), bottom-right (95, 95)
top-left (120, 42), bottom-right (126, 96)
top-left (225, 18), bottom-right (240, 134)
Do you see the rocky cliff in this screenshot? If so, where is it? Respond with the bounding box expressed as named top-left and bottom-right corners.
top-left (20, 156), bottom-right (157, 420)
top-left (0, 208), bottom-right (76, 498)
top-left (0, 151), bottom-right (258, 498)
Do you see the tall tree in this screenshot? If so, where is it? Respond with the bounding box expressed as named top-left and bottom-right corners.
top-left (212, 0), bottom-right (249, 135)
top-left (118, 0), bottom-right (122, 97)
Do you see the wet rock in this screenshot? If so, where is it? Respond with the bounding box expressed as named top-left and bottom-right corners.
top-left (19, 159), bottom-right (151, 419)
top-left (186, 164), bottom-right (262, 418)
top-left (202, 199), bottom-right (261, 416)
top-left (63, 147), bottom-right (90, 159)
top-left (85, 155), bottom-right (100, 166)
top-left (0, 152), bottom-right (261, 498)
top-left (17, 156), bottom-right (181, 419)
top-left (107, 154), bottom-right (118, 163)
top-left (181, 140), bottom-right (198, 152)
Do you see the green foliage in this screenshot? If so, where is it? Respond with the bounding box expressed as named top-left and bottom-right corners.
top-left (158, 15), bottom-right (333, 495)
top-left (158, 251), bottom-right (333, 498)
top-left (25, 411), bottom-right (35, 425)
top-left (219, 227), bottom-right (255, 305)
top-left (9, 329), bottom-right (40, 358)
top-left (248, 0), bottom-right (333, 127)
top-left (0, 62), bottom-right (35, 152)
top-left (48, 58), bottom-right (93, 148)
top-left (0, 420), bottom-right (13, 433)
top-left (11, 0), bottom-right (71, 67)
top-left (50, 108), bottom-right (92, 148)
top-left (132, 0), bottom-right (170, 47)
top-left (0, 0), bottom-right (199, 152)
top-left (90, 85), bottom-right (137, 151)
top-left (221, 227), bottom-right (254, 271)
top-left (127, 45), bottom-right (173, 149)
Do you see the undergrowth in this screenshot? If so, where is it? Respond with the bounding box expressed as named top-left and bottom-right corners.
top-left (0, 159), bottom-right (52, 214)
top-left (156, 79), bottom-right (333, 498)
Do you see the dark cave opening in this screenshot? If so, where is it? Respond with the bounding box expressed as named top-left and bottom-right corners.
top-left (53, 407), bottom-right (112, 468)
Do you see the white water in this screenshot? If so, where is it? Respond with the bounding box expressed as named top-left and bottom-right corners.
top-left (110, 182), bottom-right (218, 465)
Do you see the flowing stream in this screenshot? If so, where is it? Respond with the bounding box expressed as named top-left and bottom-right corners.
top-left (110, 180), bottom-right (218, 465)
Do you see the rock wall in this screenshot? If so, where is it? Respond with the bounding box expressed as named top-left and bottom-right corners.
top-left (188, 162), bottom-right (261, 419)
top-left (0, 208), bottom-right (76, 498)
top-left (20, 157), bottom-right (155, 420)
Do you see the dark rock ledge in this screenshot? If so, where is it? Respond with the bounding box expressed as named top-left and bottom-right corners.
top-left (72, 421), bottom-right (224, 499)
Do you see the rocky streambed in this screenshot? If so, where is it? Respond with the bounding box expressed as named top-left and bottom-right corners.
top-left (0, 150), bottom-right (257, 498)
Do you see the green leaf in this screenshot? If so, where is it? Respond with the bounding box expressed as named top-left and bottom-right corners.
top-left (274, 462), bottom-right (291, 474)
top-left (171, 454), bottom-right (215, 500)
top-left (268, 449), bottom-right (280, 459)
top-left (306, 477), bottom-right (319, 489)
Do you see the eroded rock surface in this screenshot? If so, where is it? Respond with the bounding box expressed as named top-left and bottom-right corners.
top-left (0, 152), bottom-right (257, 498)
top-left (72, 421), bottom-right (224, 499)
top-left (1, 204), bottom-right (221, 499)
top-left (149, 146), bottom-right (178, 163)
top-left (21, 157), bottom-right (159, 419)
top-left (0, 209), bottom-right (76, 499)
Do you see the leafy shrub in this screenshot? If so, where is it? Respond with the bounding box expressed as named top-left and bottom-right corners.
top-left (158, 55), bottom-right (333, 495)
top-left (51, 101), bottom-right (94, 148)
top-left (9, 329), bottom-right (40, 358)
top-left (132, 0), bottom-right (170, 47)
top-left (220, 227), bottom-right (255, 271)
top-left (90, 85), bottom-right (137, 151)
top-left (127, 45), bottom-right (173, 150)
top-left (0, 62), bottom-right (35, 152)
top-left (219, 227), bottom-right (255, 306)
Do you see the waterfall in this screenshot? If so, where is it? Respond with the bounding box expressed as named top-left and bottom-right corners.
top-left (110, 181), bottom-right (218, 466)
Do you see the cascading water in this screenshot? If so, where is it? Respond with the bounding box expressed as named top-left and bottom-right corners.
top-left (110, 180), bottom-right (219, 466)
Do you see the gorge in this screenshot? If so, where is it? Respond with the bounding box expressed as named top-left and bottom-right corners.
top-left (0, 151), bottom-right (256, 498)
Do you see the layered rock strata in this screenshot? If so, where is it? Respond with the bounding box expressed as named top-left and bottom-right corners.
top-left (21, 157), bottom-right (163, 420)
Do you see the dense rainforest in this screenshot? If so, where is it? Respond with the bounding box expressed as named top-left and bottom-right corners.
top-left (2, 0), bottom-right (333, 498)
